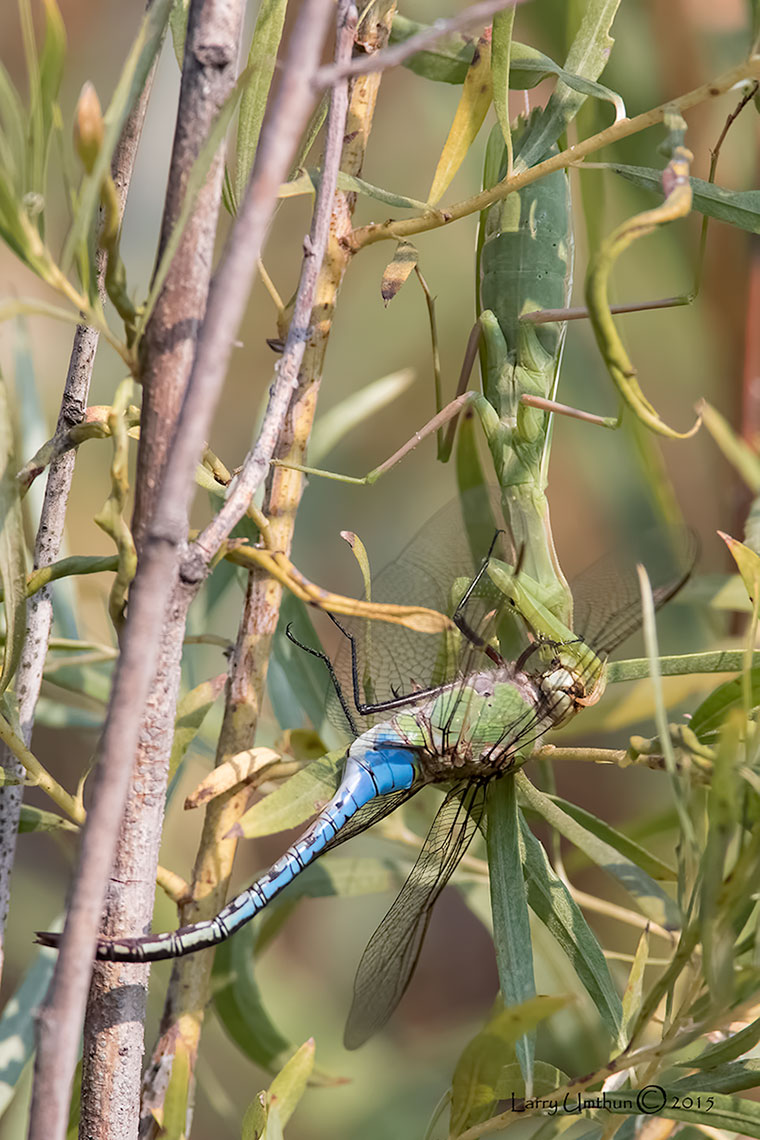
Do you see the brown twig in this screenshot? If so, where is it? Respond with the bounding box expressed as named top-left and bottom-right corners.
top-left (0, 5), bottom-right (157, 990)
top-left (315, 0), bottom-right (528, 86)
top-left (27, 2), bottom-right (333, 1136)
top-left (77, 3), bottom-right (247, 1138)
top-left (139, 3), bottom-right (357, 1126)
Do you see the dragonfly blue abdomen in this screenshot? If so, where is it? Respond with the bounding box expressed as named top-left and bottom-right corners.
top-left (81, 743), bottom-right (419, 962)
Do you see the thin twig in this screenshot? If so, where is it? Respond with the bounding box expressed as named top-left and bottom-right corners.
top-left (0, 30), bottom-right (157, 987)
top-left (315, 0), bottom-right (528, 86)
top-left (27, 3), bottom-right (333, 1137)
top-left (350, 56), bottom-right (760, 249)
top-left (191, 2), bottom-right (355, 564)
top-left (78, 2), bottom-right (247, 1138)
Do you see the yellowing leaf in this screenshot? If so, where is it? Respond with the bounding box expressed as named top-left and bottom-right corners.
top-left (719, 531), bottom-right (760, 603)
top-left (380, 241), bottom-right (418, 306)
top-left (428, 31), bottom-right (492, 205)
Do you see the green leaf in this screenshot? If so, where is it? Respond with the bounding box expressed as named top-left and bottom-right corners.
top-left (168, 0), bottom-right (190, 66)
top-left (37, 0), bottom-right (66, 150)
top-left (486, 778), bottom-right (535, 1087)
top-left (0, 943), bottom-right (57, 1115)
top-left (519, 817), bottom-right (624, 1048)
top-left (161, 1038), bottom-right (190, 1140)
top-left (279, 168), bottom-right (429, 211)
top-left (690, 1016), bottom-right (760, 1069)
top-left (19, 805), bottom-right (78, 833)
top-left (516, 773), bottom-right (681, 929)
top-left (61, 0), bottom-right (173, 271)
top-left (690, 668), bottom-right (760, 743)
top-left (609, 164), bottom-right (760, 234)
top-left (267, 594), bottom-right (345, 749)
top-left (545, 795), bottom-right (676, 881)
top-left (450, 999), bottom-right (569, 1136)
top-left (234, 0), bottom-right (288, 203)
top-left (587, 1088), bottom-right (760, 1135)
top-left (232, 750), bottom-right (342, 839)
top-left (211, 922), bottom-right (292, 1072)
top-left (388, 14), bottom-right (475, 84)
top-left (491, 9), bottom-right (514, 161)
top-left (509, 42), bottom-right (624, 118)
top-left (267, 1039), bottom-right (314, 1128)
top-left (515, 0), bottom-right (622, 170)
top-left (168, 673), bottom-right (226, 781)
top-left (671, 1059), bottom-right (760, 1094)
top-left (0, 368), bottom-right (27, 693)
top-left (699, 400), bottom-right (760, 493)
top-left (241, 1094), bottom-right (267, 1140)
top-left (620, 928), bottom-right (648, 1044)
top-left (700, 711), bottom-right (741, 1003)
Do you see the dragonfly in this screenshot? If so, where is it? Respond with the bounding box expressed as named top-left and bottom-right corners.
top-left (36, 496), bottom-right (694, 1049)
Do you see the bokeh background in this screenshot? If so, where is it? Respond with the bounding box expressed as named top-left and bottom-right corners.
top-left (0, 0), bottom-right (757, 1136)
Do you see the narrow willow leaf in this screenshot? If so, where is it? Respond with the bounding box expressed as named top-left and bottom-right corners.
top-left (487, 778), bottom-right (535, 1087)
top-left (241, 1094), bottom-right (268, 1140)
top-left (168, 0), bottom-right (190, 66)
top-left (0, 945), bottom-right (57, 1114)
top-left (267, 594), bottom-right (344, 748)
top-left (310, 368), bottom-right (414, 461)
top-left (699, 400), bottom-right (760, 492)
top-left (61, 0), bottom-right (173, 270)
top-left (690, 1016), bottom-right (760, 1069)
top-left (450, 999), bottom-right (569, 1136)
top-left (168, 673), bottom-right (226, 781)
top-left (0, 369), bottom-right (27, 694)
top-left (37, 0), bottom-right (66, 154)
top-left (19, 805), bottom-right (78, 833)
top-left (381, 244), bottom-right (418, 306)
top-left (671, 1059), bottom-right (760, 1093)
top-left (519, 817), bottom-right (623, 1048)
top-left (516, 773), bottom-right (681, 929)
top-left (267, 1039), bottom-right (314, 1128)
top-left (700, 710), bottom-right (740, 1003)
top-left (690, 668), bottom-right (760, 742)
top-left (279, 169), bottom-right (429, 211)
top-left (515, 0), bottom-right (621, 171)
top-left (234, 0), bottom-right (288, 203)
top-left (231, 751), bottom-right (343, 839)
top-left (389, 14), bottom-right (475, 84)
top-left (590, 1088), bottom-right (760, 1136)
top-left (427, 32), bottom-right (492, 205)
top-left (545, 796), bottom-right (676, 881)
top-left (720, 531), bottom-right (760, 600)
top-left (161, 1038), bottom-right (191, 1140)
top-left (211, 922), bottom-right (292, 1072)
top-left (621, 928), bottom-right (648, 1044)
top-left (491, 10), bottom-right (514, 159)
top-left (509, 43), bottom-right (624, 116)
top-left (610, 164), bottom-right (760, 234)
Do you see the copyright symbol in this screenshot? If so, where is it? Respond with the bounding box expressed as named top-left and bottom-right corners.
top-left (637, 1086), bottom-right (667, 1114)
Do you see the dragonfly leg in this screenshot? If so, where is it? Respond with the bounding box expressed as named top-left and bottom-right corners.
top-left (285, 623), bottom-right (359, 735)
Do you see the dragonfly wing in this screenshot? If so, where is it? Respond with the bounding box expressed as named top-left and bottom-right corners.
top-left (571, 526), bottom-right (697, 656)
top-left (343, 781), bottom-right (487, 1050)
top-left (320, 786), bottom-right (420, 854)
top-left (326, 492), bottom-right (521, 733)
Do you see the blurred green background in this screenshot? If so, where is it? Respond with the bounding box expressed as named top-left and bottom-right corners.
top-left (0, 0), bottom-right (757, 1136)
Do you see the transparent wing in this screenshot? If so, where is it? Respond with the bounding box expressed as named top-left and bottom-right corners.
top-left (328, 492), bottom-right (523, 734)
top-left (320, 787), bottom-right (420, 854)
top-left (343, 781), bottom-right (487, 1050)
top-left (572, 526), bottom-right (697, 656)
